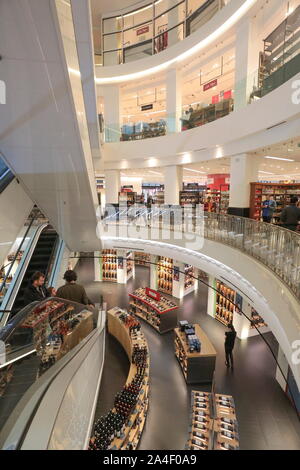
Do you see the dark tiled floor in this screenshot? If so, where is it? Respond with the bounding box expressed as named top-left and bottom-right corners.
top-left (76, 258), bottom-right (300, 450)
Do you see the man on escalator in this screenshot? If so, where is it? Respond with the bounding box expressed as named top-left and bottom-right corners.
top-left (23, 271), bottom-right (49, 306)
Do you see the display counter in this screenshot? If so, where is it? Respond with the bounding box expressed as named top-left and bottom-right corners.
top-left (174, 324), bottom-right (216, 384)
top-left (89, 307), bottom-right (150, 451)
top-left (186, 390), bottom-right (239, 451)
top-left (129, 287), bottom-right (178, 334)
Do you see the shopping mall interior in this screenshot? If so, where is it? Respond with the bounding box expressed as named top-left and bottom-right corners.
top-left (0, 0), bottom-right (300, 452)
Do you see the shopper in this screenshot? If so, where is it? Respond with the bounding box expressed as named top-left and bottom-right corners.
top-left (47, 286), bottom-right (57, 297)
top-left (56, 270), bottom-right (94, 307)
top-left (23, 271), bottom-right (49, 306)
top-left (262, 196), bottom-right (277, 223)
top-left (280, 196), bottom-right (300, 232)
top-left (224, 323), bottom-right (236, 369)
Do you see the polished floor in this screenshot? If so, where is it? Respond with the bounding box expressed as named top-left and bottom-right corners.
top-left (76, 258), bottom-right (300, 450)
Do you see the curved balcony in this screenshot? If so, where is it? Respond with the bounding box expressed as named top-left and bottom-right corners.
top-left (104, 208), bottom-right (300, 301)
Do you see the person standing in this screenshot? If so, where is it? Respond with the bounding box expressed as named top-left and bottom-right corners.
top-left (262, 195), bottom-right (276, 223)
top-left (56, 270), bottom-right (94, 308)
top-left (224, 323), bottom-right (236, 369)
top-left (280, 196), bottom-right (300, 232)
top-left (23, 271), bottom-right (49, 306)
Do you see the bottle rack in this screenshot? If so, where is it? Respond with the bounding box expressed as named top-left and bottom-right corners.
top-left (153, 191), bottom-right (165, 205)
top-left (134, 252), bottom-right (151, 267)
top-left (180, 191), bottom-right (203, 206)
top-left (89, 307), bottom-right (150, 451)
top-left (129, 287), bottom-right (178, 334)
top-left (250, 182), bottom-right (300, 221)
top-left (184, 264), bottom-right (195, 291)
top-left (215, 280), bottom-right (235, 327)
top-left (250, 307), bottom-right (268, 329)
top-left (185, 391), bottom-right (239, 451)
top-left (174, 324), bottom-right (216, 384)
top-left (157, 256), bottom-right (173, 295)
top-left (102, 249), bottom-right (117, 282)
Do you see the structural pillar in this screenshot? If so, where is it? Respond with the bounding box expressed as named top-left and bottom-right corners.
top-left (228, 154), bottom-right (259, 217)
top-left (234, 15), bottom-right (261, 109)
top-left (207, 275), bottom-right (216, 319)
top-left (101, 85), bottom-right (121, 142)
top-left (166, 68), bottom-right (182, 133)
top-left (164, 165), bottom-right (183, 206)
top-left (105, 169), bottom-right (120, 205)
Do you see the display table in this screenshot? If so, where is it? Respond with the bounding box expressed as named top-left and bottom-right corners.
top-left (93, 307), bottom-right (150, 451)
top-left (174, 325), bottom-right (216, 384)
top-left (185, 390), bottom-right (239, 451)
top-left (129, 287), bottom-right (178, 334)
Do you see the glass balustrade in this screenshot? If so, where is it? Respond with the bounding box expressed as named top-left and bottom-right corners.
top-left (103, 207), bottom-right (300, 301)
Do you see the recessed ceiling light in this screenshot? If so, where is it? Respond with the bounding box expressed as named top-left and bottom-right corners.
top-left (259, 171), bottom-right (275, 175)
top-left (184, 168), bottom-right (206, 174)
top-left (264, 156), bottom-right (295, 162)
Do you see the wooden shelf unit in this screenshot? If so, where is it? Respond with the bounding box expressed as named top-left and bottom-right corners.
top-left (129, 288), bottom-right (178, 334)
top-left (157, 256), bottom-right (173, 295)
top-left (134, 252), bottom-right (151, 266)
top-left (174, 325), bottom-right (217, 384)
top-left (102, 249), bottom-right (117, 282)
top-left (250, 182), bottom-right (300, 221)
top-left (104, 307), bottom-right (150, 450)
top-left (215, 280), bottom-right (235, 327)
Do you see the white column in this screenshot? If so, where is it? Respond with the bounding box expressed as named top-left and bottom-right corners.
top-left (102, 85), bottom-right (121, 142)
top-left (94, 250), bottom-right (101, 281)
top-left (166, 68), bottom-right (182, 133)
top-left (233, 301), bottom-right (252, 340)
top-left (234, 15), bottom-right (261, 109)
top-left (150, 255), bottom-right (158, 290)
top-left (207, 275), bottom-right (216, 318)
top-left (229, 154), bottom-right (259, 216)
top-left (105, 169), bottom-right (120, 205)
top-left (276, 346), bottom-right (289, 392)
top-left (164, 165), bottom-right (183, 206)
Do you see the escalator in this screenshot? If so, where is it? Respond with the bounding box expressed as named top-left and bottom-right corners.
top-left (10, 228), bottom-right (58, 316)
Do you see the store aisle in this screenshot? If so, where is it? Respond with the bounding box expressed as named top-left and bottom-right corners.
top-left (75, 258), bottom-right (300, 450)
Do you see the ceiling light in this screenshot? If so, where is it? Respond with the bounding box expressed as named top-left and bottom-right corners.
top-left (264, 156), bottom-right (295, 162)
top-left (184, 168), bottom-right (206, 174)
top-left (96, 0), bottom-right (257, 84)
top-left (259, 171), bottom-right (275, 175)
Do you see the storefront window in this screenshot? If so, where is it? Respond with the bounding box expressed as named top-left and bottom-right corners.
top-left (103, 16), bottom-right (122, 34)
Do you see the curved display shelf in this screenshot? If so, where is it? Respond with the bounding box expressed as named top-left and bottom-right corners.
top-left (89, 307), bottom-right (150, 451)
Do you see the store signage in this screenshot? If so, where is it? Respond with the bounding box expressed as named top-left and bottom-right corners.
top-left (203, 79), bottom-right (218, 92)
top-left (235, 293), bottom-right (243, 315)
top-left (223, 90), bottom-right (232, 100)
top-left (137, 25), bottom-right (149, 36)
top-left (212, 94), bottom-right (219, 104)
top-left (141, 104), bottom-right (153, 111)
top-left (146, 287), bottom-right (161, 301)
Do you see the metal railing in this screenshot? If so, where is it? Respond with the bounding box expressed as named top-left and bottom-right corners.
top-left (103, 207), bottom-right (300, 300)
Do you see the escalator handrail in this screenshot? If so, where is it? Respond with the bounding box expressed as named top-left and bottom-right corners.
top-left (0, 215), bottom-right (36, 294)
top-left (0, 311), bottom-right (104, 450)
top-left (0, 223), bottom-right (49, 327)
top-left (47, 238), bottom-right (65, 287)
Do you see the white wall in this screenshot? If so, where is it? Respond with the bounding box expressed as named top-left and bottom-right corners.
top-left (0, 179), bottom-right (33, 267)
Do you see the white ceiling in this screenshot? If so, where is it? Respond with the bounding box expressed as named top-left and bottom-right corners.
top-left (0, 0), bottom-right (100, 251)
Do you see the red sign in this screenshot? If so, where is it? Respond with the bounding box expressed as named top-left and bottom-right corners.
top-left (212, 94), bottom-right (219, 104)
top-left (223, 90), bottom-right (232, 100)
top-left (146, 287), bottom-right (161, 301)
top-left (203, 79), bottom-right (218, 92)
top-left (137, 25), bottom-right (150, 36)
